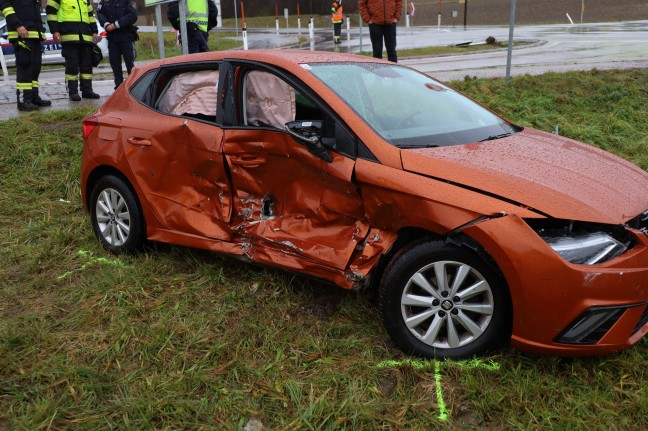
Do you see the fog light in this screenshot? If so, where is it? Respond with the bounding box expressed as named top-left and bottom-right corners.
top-left (556, 306), bottom-right (627, 344)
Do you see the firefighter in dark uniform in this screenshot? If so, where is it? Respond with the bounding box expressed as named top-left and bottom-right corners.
top-left (0, 0), bottom-right (52, 111)
top-left (167, 0), bottom-right (218, 54)
top-left (97, 0), bottom-right (138, 89)
top-left (46, 0), bottom-right (100, 100)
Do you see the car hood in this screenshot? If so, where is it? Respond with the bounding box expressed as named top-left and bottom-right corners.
top-left (401, 128), bottom-right (648, 223)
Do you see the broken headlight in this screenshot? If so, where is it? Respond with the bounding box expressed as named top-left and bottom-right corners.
top-left (528, 219), bottom-right (634, 265)
top-left (541, 232), bottom-right (627, 264)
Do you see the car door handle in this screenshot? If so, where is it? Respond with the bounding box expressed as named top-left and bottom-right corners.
top-left (127, 137), bottom-right (152, 146)
top-left (230, 155), bottom-right (267, 167)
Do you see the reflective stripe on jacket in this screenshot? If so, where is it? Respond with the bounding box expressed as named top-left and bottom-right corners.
top-left (187, 0), bottom-right (209, 32)
top-left (0, 0), bottom-right (47, 41)
top-left (46, 0), bottom-right (98, 44)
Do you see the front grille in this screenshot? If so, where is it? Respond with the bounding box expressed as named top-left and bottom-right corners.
top-left (632, 305), bottom-right (648, 336)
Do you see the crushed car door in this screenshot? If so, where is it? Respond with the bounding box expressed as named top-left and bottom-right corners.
top-left (222, 67), bottom-right (369, 270)
top-left (121, 66), bottom-right (232, 240)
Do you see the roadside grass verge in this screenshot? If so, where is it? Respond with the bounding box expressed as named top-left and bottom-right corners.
top-left (1, 69), bottom-right (647, 430)
top-left (135, 30), bottom-right (243, 60)
top-left (452, 68), bottom-right (648, 170)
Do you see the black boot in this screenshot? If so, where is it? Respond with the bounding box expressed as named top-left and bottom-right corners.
top-left (68, 80), bottom-right (81, 101)
top-left (32, 87), bottom-right (52, 107)
top-left (17, 90), bottom-right (39, 112)
top-left (80, 79), bottom-right (100, 99)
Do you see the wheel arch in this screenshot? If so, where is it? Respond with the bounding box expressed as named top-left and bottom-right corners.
top-left (369, 226), bottom-right (513, 327)
top-left (84, 165), bottom-right (149, 236)
top-left (85, 165), bottom-right (139, 211)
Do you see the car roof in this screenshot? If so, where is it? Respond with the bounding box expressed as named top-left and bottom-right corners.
top-left (125, 50), bottom-right (406, 169)
top-left (134, 49), bottom-right (391, 75)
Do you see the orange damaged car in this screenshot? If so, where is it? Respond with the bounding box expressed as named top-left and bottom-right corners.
top-left (81, 50), bottom-right (648, 359)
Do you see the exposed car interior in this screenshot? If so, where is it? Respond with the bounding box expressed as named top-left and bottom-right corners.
top-left (243, 70), bottom-right (296, 128)
top-left (156, 69), bottom-right (219, 122)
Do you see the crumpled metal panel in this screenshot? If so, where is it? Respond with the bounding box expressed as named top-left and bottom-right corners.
top-left (354, 158), bottom-right (540, 234)
top-left (402, 128), bottom-right (648, 224)
top-left (347, 228), bottom-right (398, 285)
top-left (462, 214), bottom-right (648, 355)
top-left (122, 117), bottom-right (232, 240)
top-left (223, 129), bottom-right (370, 271)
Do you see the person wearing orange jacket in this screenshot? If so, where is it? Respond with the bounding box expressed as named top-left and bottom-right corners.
top-left (331, 0), bottom-right (343, 44)
top-left (358, 0), bottom-right (402, 62)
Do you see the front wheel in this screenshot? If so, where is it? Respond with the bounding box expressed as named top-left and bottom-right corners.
top-left (89, 175), bottom-right (145, 254)
top-left (379, 240), bottom-right (511, 359)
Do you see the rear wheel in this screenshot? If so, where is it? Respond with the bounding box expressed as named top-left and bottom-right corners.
top-left (90, 175), bottom-right (145, 254)
top-left (379, 240), bottom-right (510, 359)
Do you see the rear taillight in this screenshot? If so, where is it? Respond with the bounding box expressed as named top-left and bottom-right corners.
top-left (83, 114), bottom-right (99, 139)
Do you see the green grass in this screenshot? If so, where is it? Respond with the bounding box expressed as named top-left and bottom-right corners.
top-left (135, 30), bottom-right (243, 61)
top-left (452, 69), bottom-right (648, 170)
top-left (1, 70), bottom-right (647, 430)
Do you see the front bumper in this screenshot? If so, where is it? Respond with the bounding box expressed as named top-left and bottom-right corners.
top-left (463, 214), bottom-right (648, 356)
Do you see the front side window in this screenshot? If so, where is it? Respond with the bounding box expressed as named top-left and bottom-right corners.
top-left (306, 62), bottom-right (518, 148)
top-left (243, 70), bottom-right (296, 128)
top-left (239, 67), bottom-right (357, 159)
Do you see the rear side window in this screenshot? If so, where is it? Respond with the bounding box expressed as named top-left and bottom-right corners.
top-left (129, 70), bottom-right (156, 103)
top-left (156, 70), bottom-right (220, 121)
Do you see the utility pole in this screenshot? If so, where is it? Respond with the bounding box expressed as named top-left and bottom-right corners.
top-left (505, 0), bottom-right (516, 84)
top-left (463, 0), bottom-right (468, 28)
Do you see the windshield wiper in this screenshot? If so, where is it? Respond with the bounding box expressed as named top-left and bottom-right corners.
top-left (479, 132), bottom-right (513, 142)
top-left (398, 144), bottom-right (439, 149)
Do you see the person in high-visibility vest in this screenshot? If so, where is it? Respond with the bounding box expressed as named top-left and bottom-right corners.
top-left (0, 0), bottom-right (52, 110)
top-left (168, 0), bottom-right (218, 54)
top-left (46, 0), bottom-right (101, 100)
top-left (331, 0), bottom-right (343, 44)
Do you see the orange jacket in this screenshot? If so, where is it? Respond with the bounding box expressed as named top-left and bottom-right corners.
top-left (331, 1), bottom-right (343, 23)
top-left (358, 0), bottom-right (402, 25)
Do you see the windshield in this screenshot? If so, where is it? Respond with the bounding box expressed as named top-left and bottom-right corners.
top-left (305, 62), bottom-right (518, 148)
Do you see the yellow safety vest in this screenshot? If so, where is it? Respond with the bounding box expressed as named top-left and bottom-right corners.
top-left (187, 0), bottom-right (209, 32)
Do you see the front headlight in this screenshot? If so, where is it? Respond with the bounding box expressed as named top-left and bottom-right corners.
top-left (527, 219), bottom-right (634, 265)
top-left (541, 232), bottom-right (627, 265)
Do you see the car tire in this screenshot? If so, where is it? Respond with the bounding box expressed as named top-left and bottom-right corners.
top-left (379, 239), bottom-right (511, 359)
top-left (90, 175), bottom-right (145, 254)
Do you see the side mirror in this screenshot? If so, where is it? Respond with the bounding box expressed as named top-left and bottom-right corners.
top-left (285, 120), bottom-right (332, 163)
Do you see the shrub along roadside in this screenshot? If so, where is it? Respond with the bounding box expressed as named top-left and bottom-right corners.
top-left (1, 69), bottom-right (647, 430)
